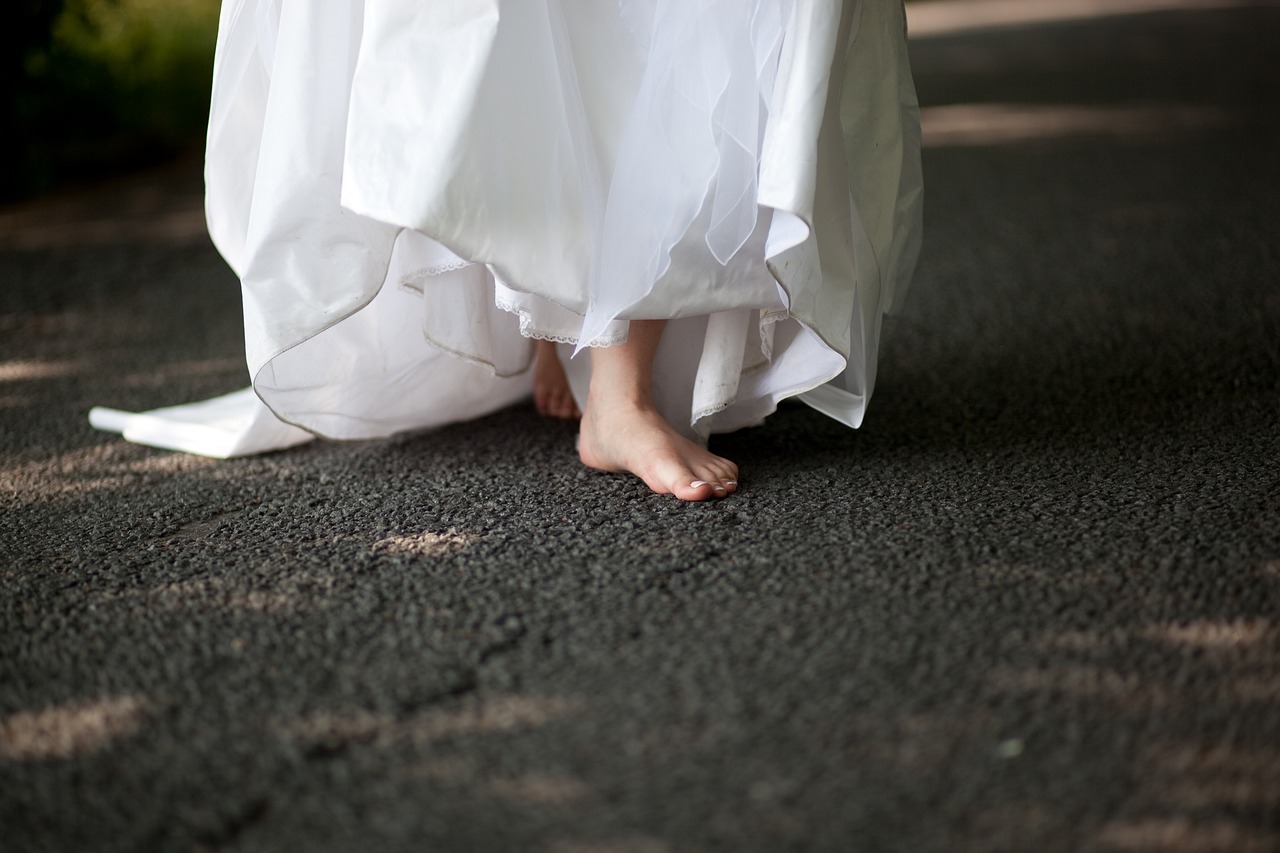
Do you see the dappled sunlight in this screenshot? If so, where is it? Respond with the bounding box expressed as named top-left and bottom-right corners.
top-left (921, 103), bottom-right (1232, 147)
top-left (0, 309), bottom-right (153, 345)
top-left (279, 695), bottom-right (581, 751)
top-left (111, 570), bottom-right (337, 615)
top-left (858, 712), bottom-right (965, 768)
top-left (1039, 620), bottom-right (1277, 653)
top-left (907, 0), bottom-right (1261, 38)
top-left (373, 529), bottom-right (480, 558)
top-left (1095, 817), bottom-right (1280, 853)
top-left (0, 358), bottom-right (90, 383)
top-left (1215, 676), bottom-right (1280, 703)
top-left (1143, 619), bottom-right (1275, 650)
top-left (1, 441), bottom-right (217, 504)
top-left (0, 394), bottom-right (34, 410)
top-left (403, 754), bottom-right (477, 783)
top-left (1036, 629), bottom-right (1127, 652)
top-left (1145, 741), bottom-right (1280, 811)
top-left (989, 664), bottom-right (1173, 708)
top-left (116, 357), bottom-right (244, 389)
top-left (991, 656), bottom-right (1279, 708)
top-left (487, 773), bottom-right (593, 807)
top-left (846, 709), bottom-right (995, 770)
top-left (0, 695), bottom-right (151, 762)
top-left (964, 561), bottom-right (1111, 589)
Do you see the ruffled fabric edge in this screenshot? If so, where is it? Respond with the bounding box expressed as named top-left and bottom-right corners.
top-left (90, 0), bottom-right (922, 457)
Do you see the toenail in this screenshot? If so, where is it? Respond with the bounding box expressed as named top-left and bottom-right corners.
top-left (690, 480), bottom-right (709, 489)
top-left (724, 480), bottom-right (737, 486)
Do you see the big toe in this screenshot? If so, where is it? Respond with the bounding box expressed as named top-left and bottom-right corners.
top-left (677, 478), bottom-right (722, 501)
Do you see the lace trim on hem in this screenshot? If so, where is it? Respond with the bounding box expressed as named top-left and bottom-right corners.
top-left (493, 295), bottom-right (630, 349)
top-left (407, 259), bottom-right (474, 281)
top-left (756, 307), bottom-right (791, 363)
top-left (399, 260), bottom-right (476, 294)
top-left (689, 351), bottom-right (775, 427)
top-left (691, 397), bottom-right (736, 426)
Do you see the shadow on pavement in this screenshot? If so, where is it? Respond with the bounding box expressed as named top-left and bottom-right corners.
top-left (2, 3), bottom-right (1278, 851)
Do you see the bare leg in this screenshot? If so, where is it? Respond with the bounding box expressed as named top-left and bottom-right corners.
top-left (533, 339), bottom-right (580, 420)
top-left (578, 320), bottom-right (738, 501)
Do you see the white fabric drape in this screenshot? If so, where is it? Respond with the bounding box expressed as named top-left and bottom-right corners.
top-left (91, 0), bottom-right (923, 457)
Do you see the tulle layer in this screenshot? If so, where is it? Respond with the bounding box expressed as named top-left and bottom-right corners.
top-left (199, 0), bottom-right (922, 446)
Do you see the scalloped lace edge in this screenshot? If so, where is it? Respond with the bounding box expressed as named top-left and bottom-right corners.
top-left (493, 295), bottom-right (629, 349)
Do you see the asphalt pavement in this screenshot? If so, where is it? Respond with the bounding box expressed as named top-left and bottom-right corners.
top-left (2, 2), bottom-right (1278, 851)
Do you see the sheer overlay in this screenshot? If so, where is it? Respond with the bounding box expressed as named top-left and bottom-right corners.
top-left (91, 0), bottom-right (922, 457)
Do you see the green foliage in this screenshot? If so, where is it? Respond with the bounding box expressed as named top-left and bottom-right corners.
top-left (6, 0), bottom-right (221, 200)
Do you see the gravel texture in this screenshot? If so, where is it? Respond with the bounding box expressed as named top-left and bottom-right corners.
top-left (2, 4), bottom-right (1278, 851)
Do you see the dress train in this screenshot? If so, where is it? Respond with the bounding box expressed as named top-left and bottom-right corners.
top-left (91, 0), bottom-right (922, 458)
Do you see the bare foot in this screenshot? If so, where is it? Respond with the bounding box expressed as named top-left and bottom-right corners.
top-left (578, 398), bottom-right (739, 501)
top-left (533, 340), bottom-right (580, 420)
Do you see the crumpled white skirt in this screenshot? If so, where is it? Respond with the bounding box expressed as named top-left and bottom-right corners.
top-left (91, 0), bottom-right (922, 458)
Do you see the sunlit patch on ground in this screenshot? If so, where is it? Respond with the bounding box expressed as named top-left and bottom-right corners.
top-left (965, 561), bottom-right (1111, 589)
top-left (0, 395), bottom-right (34, 410)
top-left (487, 773), bottom-right (592, 807)
top-left (0, 309), bottom-right (155, 346)
top-left (1088, 720), bottom-right (1280, 850)
top-left (0, 3), bottom-right (1275, 849)
top-left (921, 103), bottom-right (1232, 147)
top-left (0, 695), bottom-right (150, 762)
top-left (1095, 817), bottom-right (1280, 853)
top-left (279, 695), bottom-right (579, 751)
top-left (117, 358), bottom-right (244, 389)
top-left (373, 529), bottom-right (479, 557)
top-left (841, 709), bottom-right (999, 772)
top-left (1036, 629), bottom-right (1127, 652)
top-left (116, 571), bottom-right (336, 615)
top-left (1139, 741), bottom-right (1280, 814)
top-left (989, 664), bottom-right (1173, 708)
top-left (1, 441), bottom-right (217, 504)
top-left (1039, 620), bottom-right (1277, 653)
top-left (0, 359), bottom-right (90, 383)
top-left (1143, 619), bottom-right (1275, 649)
top-left (401, 755), bottom-right (477, 784)
top-left (991, 658), bottom-right (1279, 707)
top-left (907, 0), bottom-right (1262, 38)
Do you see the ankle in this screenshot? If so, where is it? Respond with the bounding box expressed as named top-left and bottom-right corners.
top-left (586, 380), bottom-right (652, 412)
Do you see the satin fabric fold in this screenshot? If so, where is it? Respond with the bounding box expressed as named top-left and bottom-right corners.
top-left (93, 0), bottom-right (923, 456)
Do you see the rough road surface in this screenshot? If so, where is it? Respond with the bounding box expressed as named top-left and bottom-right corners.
top-left (2, 2), bottom-right (1278, 851)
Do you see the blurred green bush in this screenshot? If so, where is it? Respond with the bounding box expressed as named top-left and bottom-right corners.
top-left (5, 0), bottom-right (220, 201)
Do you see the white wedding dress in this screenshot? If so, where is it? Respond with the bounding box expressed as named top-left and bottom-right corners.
top-left (91, 0), bottom-right (922, 458)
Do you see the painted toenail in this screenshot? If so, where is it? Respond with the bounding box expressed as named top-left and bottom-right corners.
top-left (690, 480), bottom-right (709, 489)
top-left (724, 480), bottom-right (737, 486)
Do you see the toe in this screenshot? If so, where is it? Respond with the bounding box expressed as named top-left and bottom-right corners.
top-left (678, 479), bottom-right (719, 501)
top-left (684, 469), bottom-right (730, 500)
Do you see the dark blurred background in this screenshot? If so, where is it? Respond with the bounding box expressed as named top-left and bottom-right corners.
top-left (4, 0), bottom-right (219, 202)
